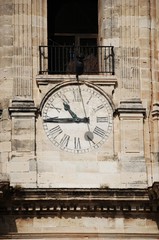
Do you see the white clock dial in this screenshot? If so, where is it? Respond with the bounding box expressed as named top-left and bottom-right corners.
top-left (42, 84), bottom-right (113, 153)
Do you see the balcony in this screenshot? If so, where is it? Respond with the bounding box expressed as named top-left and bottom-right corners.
top-left (39, 45), bottom-right (115, 75)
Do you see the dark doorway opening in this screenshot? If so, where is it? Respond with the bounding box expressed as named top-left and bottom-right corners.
top-left (47, 0), bottom-right (98, 47)
top-left (47, 0), bottom-right (99, 74)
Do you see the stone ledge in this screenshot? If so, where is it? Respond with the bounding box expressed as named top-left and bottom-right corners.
top-left (8, 100), bottom-right (37, 115)
top-left (36, 74), bottom-right (118, 87)
top-left (0, 187), bottom-right (157, 214)
top-left (0, 233), bottom-right (159, 239)
top-left (116, 99), bottom-right (146, 115)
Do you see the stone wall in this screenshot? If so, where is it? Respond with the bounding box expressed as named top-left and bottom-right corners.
top-left (0, 0), bottom-right (159, 237)
top-left (0, 0), bottom-right (159, 188)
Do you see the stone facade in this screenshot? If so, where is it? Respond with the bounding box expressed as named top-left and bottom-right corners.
top-left (0, 0), bottom-right (159, 239)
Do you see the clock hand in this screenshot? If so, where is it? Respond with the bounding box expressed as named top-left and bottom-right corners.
top-left (77, 84), bottom-right (92, 136)
top-left (85, 131), bottom-right (96, 144)
top-left (63, 102), bottom-right (78, 120)
top-left (75, 117), bottom-right (90, 123)
top-left (43, 117), bottom-right (89, 123)
top-left (63, 102), bottom-right (90, 123)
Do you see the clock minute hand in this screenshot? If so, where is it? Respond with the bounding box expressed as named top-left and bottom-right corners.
top-left (44, 117), bottom-right (75, 123)
top-left (75, 117), bottom-right (90, 123)
top-left (43, 117), bottom-right (89, 123)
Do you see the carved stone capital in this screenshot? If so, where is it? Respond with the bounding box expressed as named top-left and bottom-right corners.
top-left (8, 100), bottom-right (37, 153)
top-left (152, 103), bottom-right (159, 120)
top-left (116, 99), bottom-right (146, 116)
top-left (9, 100), bottom-right (37, 117)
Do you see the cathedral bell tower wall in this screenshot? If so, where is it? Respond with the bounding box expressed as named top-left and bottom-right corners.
top-left (0, 0), bottom-right (159, 189)
top-left (1, 0), bottom-right (159, 238)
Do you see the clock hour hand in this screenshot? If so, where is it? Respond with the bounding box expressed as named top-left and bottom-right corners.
top-left (63, 102), bottom-right (78, 120)
top-left (43, 117), bottom-right (89, 123)
top-left (63, 103), bottom-right (90, 123)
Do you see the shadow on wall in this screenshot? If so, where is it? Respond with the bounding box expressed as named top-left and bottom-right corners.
top-left (0, 216), bottom-right (17, 234)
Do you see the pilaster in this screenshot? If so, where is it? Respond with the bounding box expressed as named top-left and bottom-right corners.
top-left (100, 0), bottom-right (141, 99)
top-left (13, 0), bottom-right (33, 99)
top-left (12, 0), bottom-right (47, 99)
top-left (32, 0), bottom-right (47, 92)
top-left (117, 99), bottom-right (147, 187)
top-left (8, 100), bottom-right (38, 188)
top-left (150, 103), bottom-right (159, 183)
top-left (8, 0), bottom-right (47, 187)
top-left (120, 0), bottom-right (141, 99)
top-left (0, 106), bottom-right (10, 182)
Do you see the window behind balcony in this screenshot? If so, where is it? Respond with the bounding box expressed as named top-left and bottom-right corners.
top-left (48, 0), bottom-right (98, 47)
top-left (43, 0), bottom-right (114, 75)
top-left (47, 0), bottom-right (99, 74)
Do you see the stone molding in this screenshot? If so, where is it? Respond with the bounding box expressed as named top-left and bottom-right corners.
top-left (8, 100), bottom-right (37, 154)
top-left (115, 99), bottom-right (146, 157)
top-left (0, 187), bottom-right (158, 215)
top-left (116, 99), bottom-right (146, 115)
top-left (0, 232), bottom-right (159, 239)
top-left (8, 100), bottom-right (37, 115)
top-left (36, 74), bottom-right (118, 87)
top-left (152, 103), bottom-right (159, 120)
top-left (0, 108), bottom-right (2, 118)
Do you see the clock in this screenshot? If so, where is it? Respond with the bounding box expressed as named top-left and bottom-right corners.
top-left (42, 82), bottom-right (113, 153)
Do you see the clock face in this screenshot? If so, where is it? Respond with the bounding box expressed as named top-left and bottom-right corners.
top-left (42, 84), bottom-right (113, 154)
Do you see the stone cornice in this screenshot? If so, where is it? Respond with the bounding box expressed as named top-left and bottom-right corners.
top-left (36, 74), bottom-right (118, 87)
top-left (0, 187), bottom-right (157, 215)
top-left (0, 232), bottom-right (159, 239)
top-left (116, 99), bottom-right (146, 116)
top-left (8, 100), bottom-right (37, 115)
top-left (152, 103), bottom-right (159, 119)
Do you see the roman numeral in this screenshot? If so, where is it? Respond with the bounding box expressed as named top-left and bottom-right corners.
top-left (86, 94), bottom-right (93, 104)
top-left (97, 117), bottom-right (108, 123)
top-left (73, 89), bottom-right (81, 102)
top-left (74, 137), bottom-right (81, 150)
top-left (47, 125), bottom-right (63, 139)
top-left (93, 126), bottom-right (106, 138)
top-left (60, 134), bottom-right (70, 148)
top-left (93, 104), bottom-right (105, 112)
top-left (49, 103), bottom-right (61, 113)
top-left (57, 93), bottom-right (69, 103)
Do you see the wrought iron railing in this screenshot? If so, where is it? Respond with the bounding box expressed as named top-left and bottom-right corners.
top-left (39, 45), bottom-right (115, 75)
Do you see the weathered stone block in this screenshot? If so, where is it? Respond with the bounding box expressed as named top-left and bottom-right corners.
top-left (0, 131), bottom-right (11, 142)
top-left (12, 139), bottom-right (34, 152)
top-left (10, 172), bottom-right (37, 184)
top-left (0, 141), bottom-right (11, 152)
